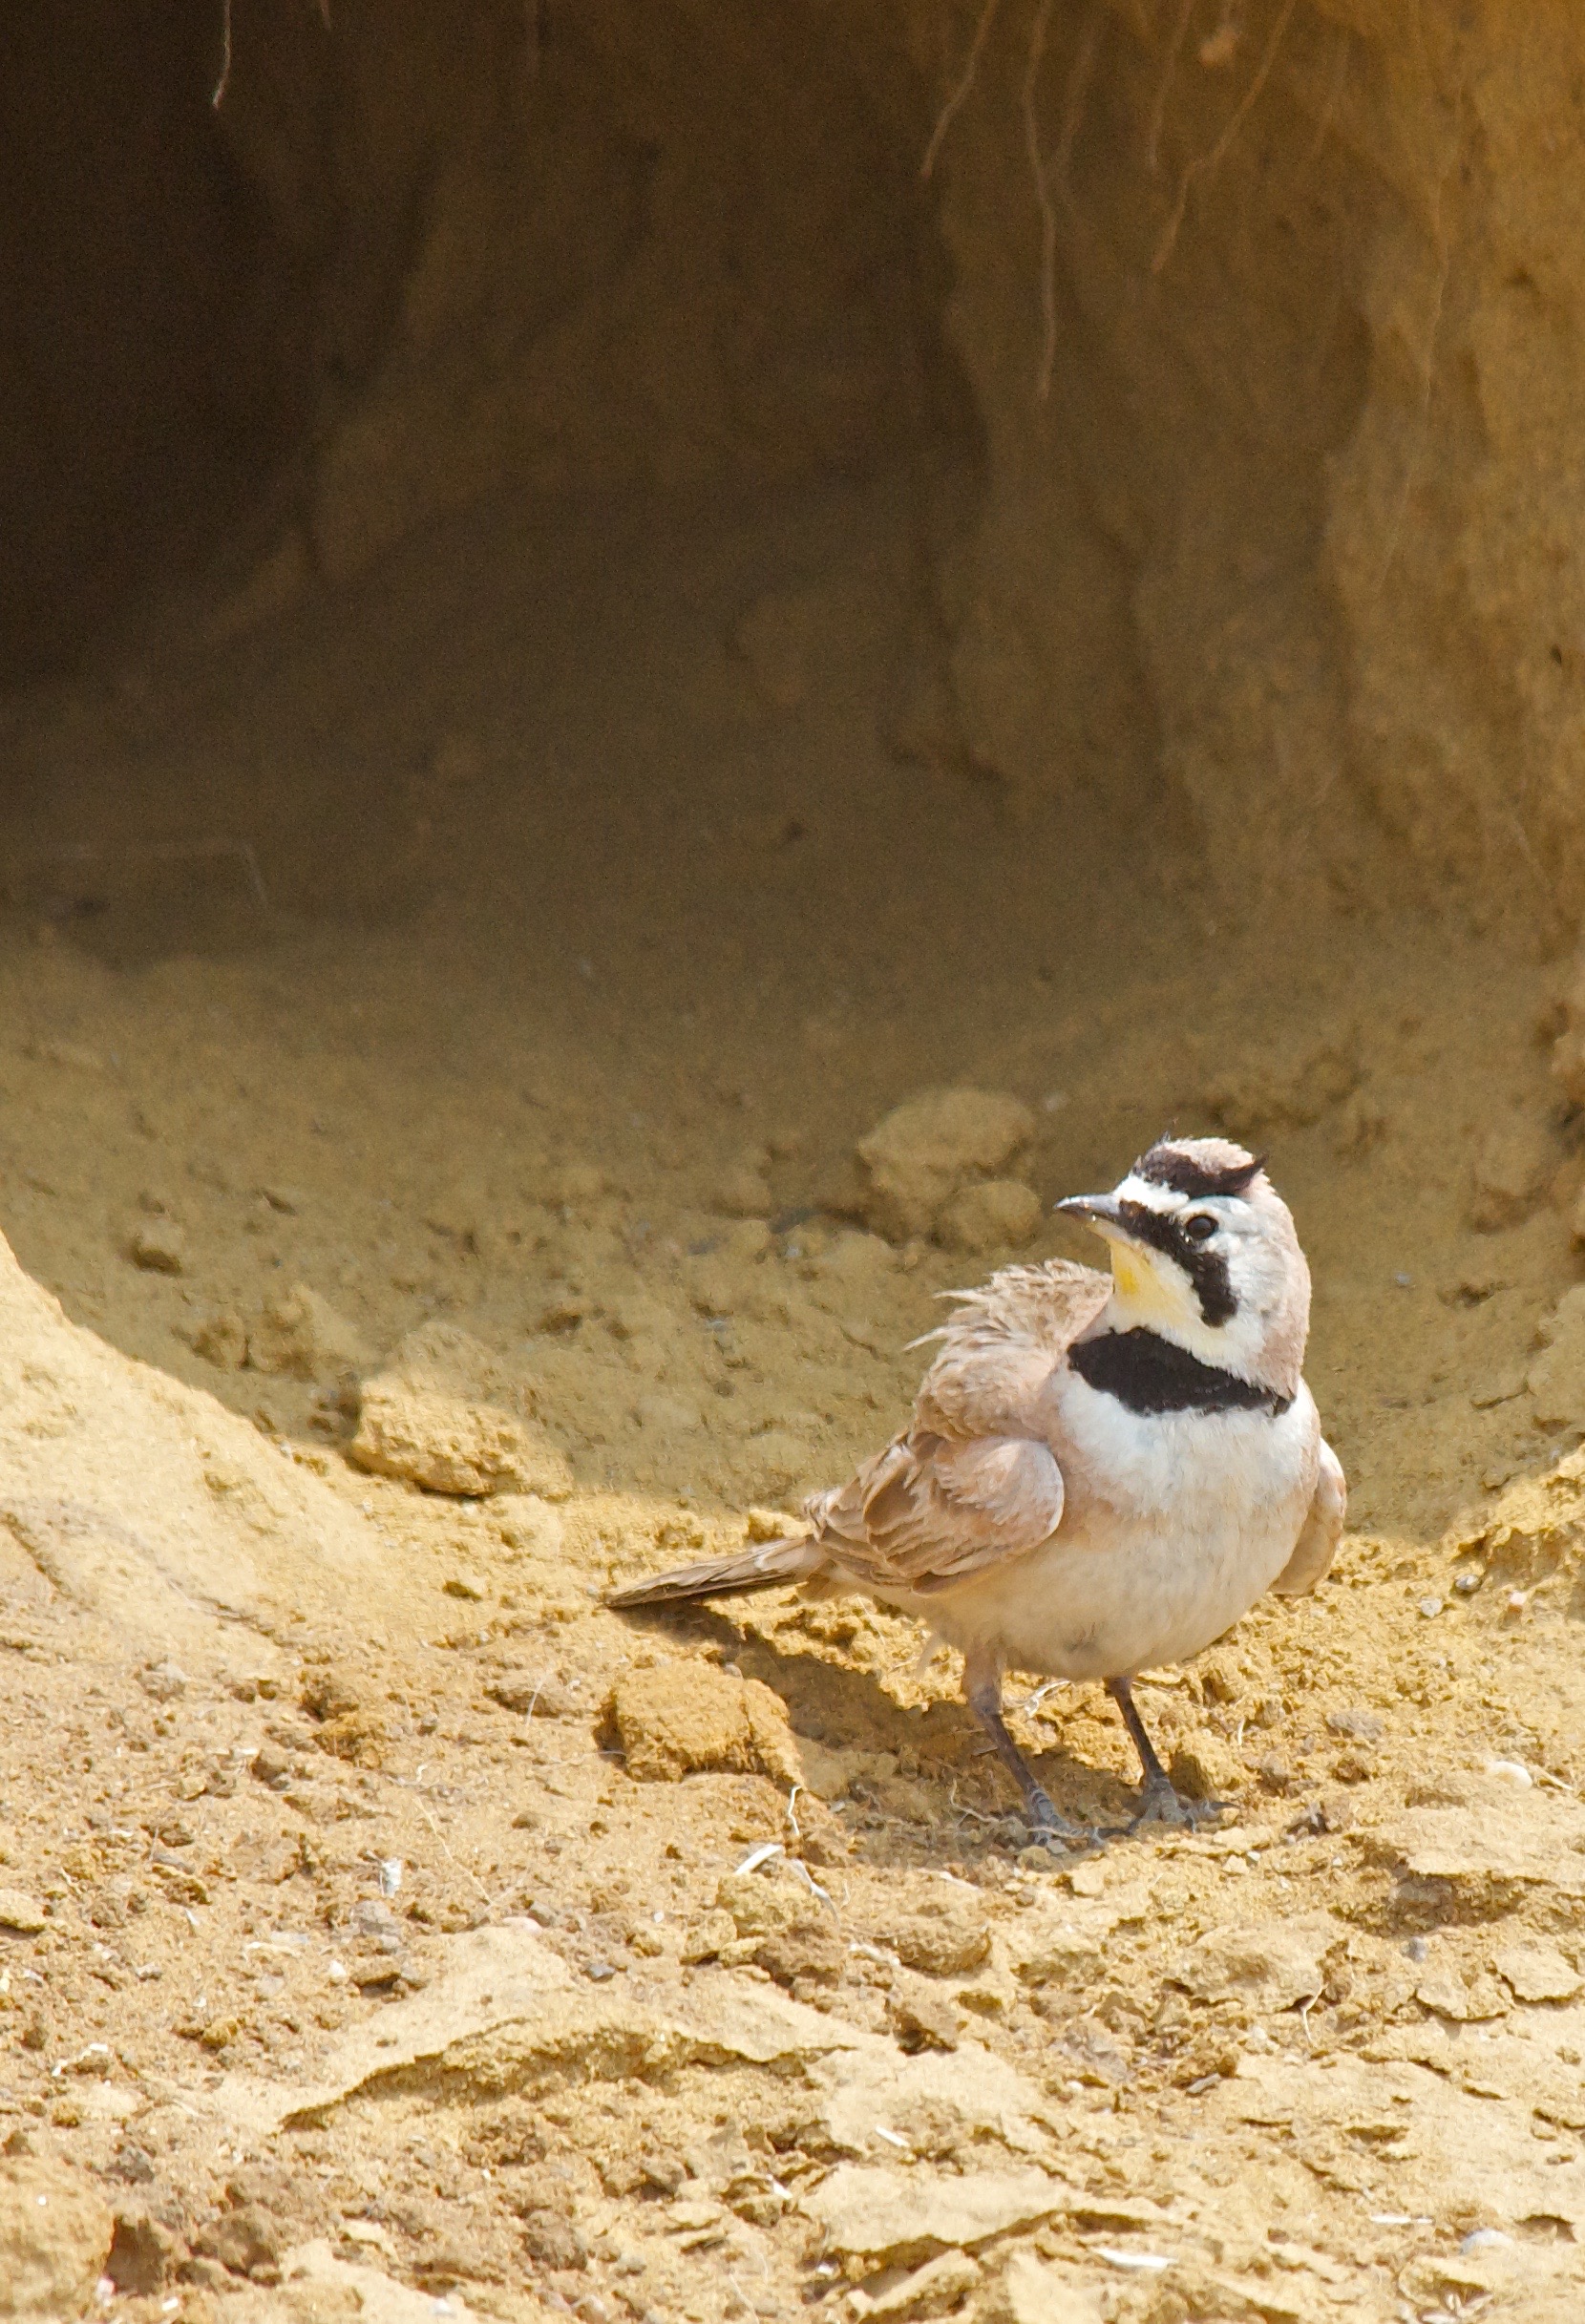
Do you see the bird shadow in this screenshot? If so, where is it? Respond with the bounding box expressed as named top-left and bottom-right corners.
top-left (608, 1596), bottom-right (1151, 1860)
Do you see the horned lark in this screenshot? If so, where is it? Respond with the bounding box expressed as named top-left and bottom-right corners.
top-left (610, 1137), bottom-right (1345, 1839)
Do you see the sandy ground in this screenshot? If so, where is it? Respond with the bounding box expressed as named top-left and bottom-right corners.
top-left (0, 475), bottom-right (1582, 2320)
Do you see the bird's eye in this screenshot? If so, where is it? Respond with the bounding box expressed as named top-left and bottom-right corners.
top-left (1183, 1214), bottom-right (1217, 1243)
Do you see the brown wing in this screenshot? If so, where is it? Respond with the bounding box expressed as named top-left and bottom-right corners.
top-left (804, 1429), bottom-right (1064, 1596)
top-left (799, 1258), bottom-right (1108, 1596)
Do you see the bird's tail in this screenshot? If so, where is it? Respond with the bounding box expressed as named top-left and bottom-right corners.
top-left (607, 1532), bottom-right (826, 1608)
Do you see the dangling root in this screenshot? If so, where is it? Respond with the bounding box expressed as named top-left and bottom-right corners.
top-left (1146, 0), bottom-right (1194, 173)
top-left (922, 0), bottom-right (1005, 180)
top-left (1300, 21), bottom-right (1351, 173)
top-left (212, 0), bottom-right (233, 107)
top-left (1022, 0), bottom-right (1060, 401)
top-left (1152, 0), bottom-right (1299, 274)
top-left (1054, 0), bottom-right (1107, 222)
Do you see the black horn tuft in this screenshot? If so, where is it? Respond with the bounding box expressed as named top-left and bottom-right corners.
top-left (1134, 1142), bottom-right (1265, 1199)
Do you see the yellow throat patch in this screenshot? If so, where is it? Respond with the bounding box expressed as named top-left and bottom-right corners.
top-left (1110, 1240), bottom-right (1192, 1329)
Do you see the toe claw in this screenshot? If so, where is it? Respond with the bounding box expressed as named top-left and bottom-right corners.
top-left (1127, 1777), bottom-right (1225, 1832)
top-left (1020, 1787), bottom-right (1092, 1849)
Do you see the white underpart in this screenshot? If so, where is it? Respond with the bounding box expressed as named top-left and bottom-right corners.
top-left (876, 1381), bottom-right (1321, 1680)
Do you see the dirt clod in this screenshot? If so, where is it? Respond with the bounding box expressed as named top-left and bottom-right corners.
top-left (887, 1971), bottom-right (962, 2051)
top-left (609, 1659), bottom-right (800, 1784)
top-left (351, 1379), bottom-right (573, 1499)
top-left (0, 1891), bottom-right (47, 1936)
top-left (892, 1891), bottom-right (990, 1978)
top-left (856, 1089), bottom-right (1035, 1241)
top-left (249, 1283), bottom-right (370, 1382)
top-left (516, 2207), bottom-right (587, 2271)
top-left (0, 2158), bottom-right (113, 2321)
top-left (936, 1179), bottom-right (1042, 1255)
top-left (1168, 1735), bottom-right (1244, 1804)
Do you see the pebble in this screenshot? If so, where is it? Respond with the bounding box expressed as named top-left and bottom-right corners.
top-left (0, 1891), bottom-right (47, 1936)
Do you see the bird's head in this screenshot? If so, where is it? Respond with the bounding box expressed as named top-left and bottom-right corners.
top-left (1056, 1135), bottom-right (1309, 1392)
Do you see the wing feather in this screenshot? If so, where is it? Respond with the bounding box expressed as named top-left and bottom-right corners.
top-left (798, 1258), bottom-right (1104, 1595)
top-left (1271, 1436), bottom-right (1346, 1595)
top-left (913, 1257), bottom-right (1110, 1438)
top-left (804, 1429), bottom-right (1064, 1595)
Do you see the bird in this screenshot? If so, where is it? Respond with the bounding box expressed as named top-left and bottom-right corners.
top-left (608, 1135), bottom-right (1345, 1841)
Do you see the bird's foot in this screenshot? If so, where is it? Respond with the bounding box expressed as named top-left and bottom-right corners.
top-left (1128, 1775), bottom-right (1226, 1832)
top-left (1014, 1786), bottom-right (1097, 1852)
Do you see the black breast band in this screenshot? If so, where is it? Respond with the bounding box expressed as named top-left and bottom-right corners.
top-left (1069, 1328), bottom-right (1293, 1417)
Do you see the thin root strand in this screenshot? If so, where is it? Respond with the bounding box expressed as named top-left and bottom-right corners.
top-left (922, 0), bottom-right (1004, 180)
top-left (1152, 0), bottom-right (1299, 274)
top-left (1023, 0), bottom-right (1060, 401)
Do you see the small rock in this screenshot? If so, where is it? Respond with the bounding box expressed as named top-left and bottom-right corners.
top-left (485, 1671), bottom-right (579, 1718)
top-left (757, 1921), bottom-right (845, 1990)
top-left (1491, 1941), bottom-right (1582, 2003)
top-left (640, 2152), bottom-right (687, 2197)
top-left (516, 2207), bottom-right (587, 2271)
top-left (887, 1972), bottom-right (962, 2052)
top-left (608, 1661), bottom-right (801, 1785)
top-left (936, 1180), bottom-right (1042, 1255)
top-left (189, 1309), bottom-right (248, 1370)
top-left (351, 1381), bottom-right (573, 1498)
top-left (248, 1283), bottom-right (369, 1382)
top-left (1325, 1708), bottom-right (1384, 1743)
top-left (999, 2249), bottom-right (1105, 2324)
top-left (1413, 1950), bottom-right (1507, 2022)
top-left (891, 1892), bottom-right (990, 1978)
top-left (1006, 1917), bottom-right (1104, 1989)
top-left (0, 1887), bottom-right (45, 1942)
top-left (137, 1659), bottom-right (188, 1703)
top-left (1526, 1285), bottom-right (1585, 1428)
top-left (0, 2158), bottom-right (114, 2319)
top-left (855, 2250), bottom-right (981, 2320)
top-left (856, 1088), bottom-right (1035, 1241)
top-left (803, 2164), bottom-right (1063, 2266)
top-left (1467, 1120), bottom-right (1554, 1232)
top-left (1176, 1919), bottom-right (1331, 2010)
top-left (127, 1220), bottom-right (184, 1276)
top-left (300, 1667), bottom-right (387, 1768)
top-left (105, 2208), bottom-right (182, 2295)
top-left (679, 1910), bottom-right (736, 1964)
top-left (717, 1865), bottom-right (819, 1940)
top-left (1168, 1735), bottom-right (1243, 1803)
top-left (492, 1495), bottom-right (566, 1561)
top-left (193, 2199), bottom-right (285, 2278)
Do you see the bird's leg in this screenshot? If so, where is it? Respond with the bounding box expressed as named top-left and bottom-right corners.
top-left (1106, 1677), bottom-right (1223, 1829)
top-left (963, 1657), bottom-right (1088, 1845)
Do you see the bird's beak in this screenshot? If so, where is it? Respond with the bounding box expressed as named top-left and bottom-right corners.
top-left (1054, 1193), bottom-right (1124, 1236)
